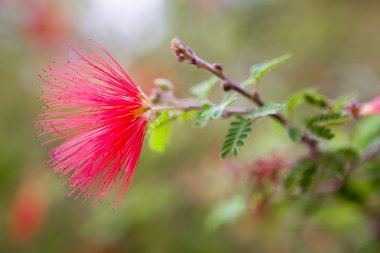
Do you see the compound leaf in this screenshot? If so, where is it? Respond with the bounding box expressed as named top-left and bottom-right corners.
top-left (149, 111), bottom-right (173, 153)
top-left (221, 116), bottom-right (252, 159)
top-left (201, 93), bottom-right (237, 120)
top-left (248, 103), bottom-right (286, 120)
top-left (250, 54), bottom-right (291, 84)
top-left (191, 76), bottom-right (219, 99)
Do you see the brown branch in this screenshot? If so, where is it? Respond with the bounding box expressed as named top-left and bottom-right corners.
top-left (152, 104), bottom-right (251, 117)
top-left (171, 38), bottom-right (319, 155)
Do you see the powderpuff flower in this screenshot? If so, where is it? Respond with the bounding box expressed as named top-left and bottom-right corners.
top-left (36, 45), bottom-right (151, 205)
top-left (360, 96), bottom-right (380, 115)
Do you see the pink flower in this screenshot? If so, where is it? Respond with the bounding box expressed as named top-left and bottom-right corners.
top-left (360, 96), bottom-right (380, 115)
top-left (23, 1), bottom-right (71, 48)
top-left (36, 46), bottom-right (151, 205)
top-left (7, 178), bottom-right (49, 244)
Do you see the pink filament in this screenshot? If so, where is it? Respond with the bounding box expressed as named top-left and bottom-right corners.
top-left (37, 45), bottom-right (149, 206)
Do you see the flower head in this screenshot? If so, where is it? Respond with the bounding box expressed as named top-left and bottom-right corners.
top-left (37, 45), bottom-right (151, 205)
top-left (360, 96), bottom-right (380, 115)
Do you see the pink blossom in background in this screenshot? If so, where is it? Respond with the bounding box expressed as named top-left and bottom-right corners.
top-left (360, 96), bottom-right (380, 115)
top-left (23, 1), bottom-right (71, 48)
top-left (36, 46), bottom-right (151, 205)
top-left (7, 178), bottom-right (49, 244)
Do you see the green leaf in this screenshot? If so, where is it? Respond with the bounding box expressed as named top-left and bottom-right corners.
top-left (250, 54), bottom-right (291, 84)
top-left (288, 126), bottom-right (302, 142)
top-left (247, 103), bottom-right (286, 120)
top-left (321, 148), bottom-right (359, 176)
top-left (299, 162), bottom-right (317, 192)
top-left (353, 116), bottom-right (380, 149)
top-left (303, 91), bottom-right (329, 109)
top-left (221, 116), bottom-right (252, 159)
top-left (308, 113), bottom-right (350, 126)
top-left (204, 195), bottom-right (247, 231)
top-left (240, 77), bottom-right (256, 88)
top-left (178, 110), bottom-right (198, 121)
top-left (149, 111), bottom-right (173, 153)
top-left (312, 201), bottom-right (366, 230)
top-left (219, 103), bottom-right (285, 159)
top-left (153, 78), bottom-right (173, 91)
top-left (201, 93), bottom-right (237, 120)
top-left (285, 159), bottom-right (318, 192)
top-left (191, 76), bottom-right (219, 99)
top-left (194, 111), bottom-right (210, 127)
top-left (306, 113), bottom-right (350, 140)
top-left (332, 94), bottom-right (356, 112)
top-left (339, 179), bottom-right (373, 203)
top-left (306, 112), bottom-right (350, 140)
top-left (287, 92), bottom-right (306, 111)
top-left (306, 124), bottom-right (334, 140)
top-left (287, 90), bottom-right (330, 111)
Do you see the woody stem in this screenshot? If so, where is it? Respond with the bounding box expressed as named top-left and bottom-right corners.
top-left (151, 104), bottom-right (251, 116)
top-left (170, 38), bottom-right (319, 156)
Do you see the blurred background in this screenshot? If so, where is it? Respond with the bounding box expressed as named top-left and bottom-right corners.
top-left (1, 0), bottom-right (380, 252)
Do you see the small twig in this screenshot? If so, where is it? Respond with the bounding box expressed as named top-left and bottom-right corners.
top-left (171, 38), bottom-right (319, 155)
top-left (152, 104), bottom-right (251, 117)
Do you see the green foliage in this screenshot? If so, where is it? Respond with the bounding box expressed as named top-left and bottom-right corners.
top-left (285, 159), bottom-right (318, 192)
top-left (286, 148), bottom-right (358, 195)
top-left (307, 113), bottom-right (350, 126)
top-left (191, 76), bottom-right (219, 99)
top-left (332, 94), bottom-right (356, 111)
top-left (240, 77), bottom-right (256, 88)
top-left (221, 116), bottom-right (251, 159)
top-left (153, 78), bottom-right (173, 91)
top-left (247, 103), bottom-right (287, 120)
top-left (4, 1), bottom-right (380, 252)
top-left (312, 201), bottom-right (366, 231)
top-left (148, 111), bottom-right (173, 153)
top-left (200, 92), bottom-right (237, 120)
top-left (194, 111), bottom-right (210, 127)
top-left (178, 110), bottom-right (199, 121)
top-left (362, 156), bottom-right (380, 178)
top-left (220, 103), bottom-right (286, 159)
top-left (287, 92), bottom-right (306, 111)
top-left (204, 195), bottom-right (247, 231)
top-left (299, 163), bottom-right (318, 192)
top-left (193, 103), bottom-right (212, 127)
top-left (306, 113), bottom-right (350, 140)
top-left (303, 91), bottom-right (329, 108)
top-left (353, 116), bottom-right (380, 149)
top-left (287, 126), bottom-right (302, 142)
top-left (339, 177), bottom-right (373, 203)
top-left (306, 124), bottom-right (334, 140)
top-left (287, 90), bottom-right (330, 111)
top-left (249, 54), bottom-right (291, 85)
top-left (321, 148), bottom-right (359, 176)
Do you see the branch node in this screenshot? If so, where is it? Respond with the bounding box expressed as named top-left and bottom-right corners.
top-left (214, 63), bottom-right (223, 72)
top-left (222, 81), bottom-right (232, 91)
